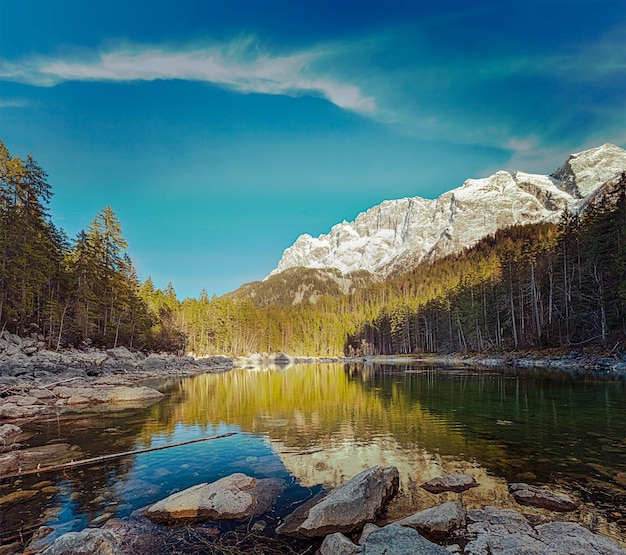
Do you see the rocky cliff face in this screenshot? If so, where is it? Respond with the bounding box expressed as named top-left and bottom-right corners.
top-left (268, 144), bottom-right (626, 280)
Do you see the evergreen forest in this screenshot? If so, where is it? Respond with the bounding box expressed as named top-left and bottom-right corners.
top-left (2, 139), bottom-right (626, 357)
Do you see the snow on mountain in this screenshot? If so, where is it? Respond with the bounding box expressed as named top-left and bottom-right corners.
top-left (268, 144), bottom-right (626, 280)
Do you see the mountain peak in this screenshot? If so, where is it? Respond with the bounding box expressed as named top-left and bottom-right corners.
top-left (551, 143), bottom-right (626, 198)
top-left (268, 144), bottom-right (626, 281)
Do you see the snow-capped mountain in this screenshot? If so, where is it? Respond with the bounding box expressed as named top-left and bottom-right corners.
top-left (267, 144), bottom-right (626, 280)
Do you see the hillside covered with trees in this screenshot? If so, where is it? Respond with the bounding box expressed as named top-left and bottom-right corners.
top-left (3, 139), bottom-right (626, 358)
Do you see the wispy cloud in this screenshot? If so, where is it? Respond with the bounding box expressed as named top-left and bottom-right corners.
top-left (0, 98), bottom-right (30, 109)
top-left (0, 38), bottom-right (375, 113)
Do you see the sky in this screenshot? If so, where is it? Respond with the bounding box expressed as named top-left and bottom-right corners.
top-left (1, 0), bottom-right (625, 298)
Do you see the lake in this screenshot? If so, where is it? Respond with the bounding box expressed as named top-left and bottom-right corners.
top-left (1, 361), bottom-right (625, 549)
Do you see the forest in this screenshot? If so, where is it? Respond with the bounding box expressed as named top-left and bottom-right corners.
top-left (2, 139), bottom-right (626, 357)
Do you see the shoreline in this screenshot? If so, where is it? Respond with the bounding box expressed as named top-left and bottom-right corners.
top-left (1, 346), bottom-right (625, 554)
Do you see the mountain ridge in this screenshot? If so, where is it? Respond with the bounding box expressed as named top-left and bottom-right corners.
top-left (267, 143), bottom-right (626, 282)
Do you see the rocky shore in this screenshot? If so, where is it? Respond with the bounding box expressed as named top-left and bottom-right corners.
top-left (19, 467), bottom-right (626, 555)
top-left (0, 329), bottom-right (234, 420)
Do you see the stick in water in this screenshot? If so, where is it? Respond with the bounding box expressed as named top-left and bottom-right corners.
top-left (1, 432), bottom-right (237, 480)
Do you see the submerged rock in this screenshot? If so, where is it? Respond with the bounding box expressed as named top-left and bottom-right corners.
top-left (277, 465), bottom-right (399, 538)
top-left (395, 501), bottom-right (466, 540)
top-left (40, 528), bottom-right (121, 555)
top-left (144, 473), bottom-right (284, 524)
top-left (421, 473), bottom-right (479, 494)
top-left (508, 482), bottom-right (578, 512)
top-left (0, 443), bottom-right (80, 476)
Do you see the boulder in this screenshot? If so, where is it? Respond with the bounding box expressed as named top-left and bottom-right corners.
top-left (106, 347), bottom-right (137, 362)
top-left (144, 473), bottom-right (284, 524)
top-left (535, 521), bottom-right (626, 555)
top-left (421, 473), bottom-right (479, 494)
top-left (320, 532), bottom-right (363, 555)
top-left (277, 465), bottom-right (399, 538)
top-left (395, 501), bottom-right (466, 540)
top-left (358, 523), bottom-right (381, 545)
top-left (465, 506), bottom-right (626, 555)
top-left (465, 506), bottom-right (545, 555)
top-left (361, 523), bottom-right (450, 555)
top-left (508, 483), bottom-right (578, 512)
top-left (40, 528), bottom-right (121, 555)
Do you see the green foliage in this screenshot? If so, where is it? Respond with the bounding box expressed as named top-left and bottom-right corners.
top-left (0, 140), bottom-right (156, 350)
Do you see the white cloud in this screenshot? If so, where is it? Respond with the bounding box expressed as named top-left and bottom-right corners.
top-left (0, 38), bottom-right (375, 113)
top-left (0, 98), bottom-right (29, 109)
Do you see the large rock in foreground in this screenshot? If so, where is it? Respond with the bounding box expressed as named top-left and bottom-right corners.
top-left (508, 482), bottom-right (578, 512)
top-left (320, 524), bottom-right (451, 555)
top-left (277, 465), bottom-right (399, 538)
top-left (144, 473), bottom-right (284, 525)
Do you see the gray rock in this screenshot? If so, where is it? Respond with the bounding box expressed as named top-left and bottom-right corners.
top-left (358, 523), bottom-right (381, 545)
top-left (508, 483), bottom-right (578, 512)
top-left (421, 473), bottom-right (479, 494)
top-left (536, 521), bottom-right (626, 554)
top-left (0, 423), bottom-right (22, 442)
top-left (465, 506), bottom-right (546, 555)
top-left (144, 473), bottom-right (284, 524)
top-left (361, 523), bottom-right (450, 554)
top-left (40, 528), bottom-right (121, 555)
top-left (465, 506), bottom-right (626, 555)
top-left (395, 501), bottom-right (466, 540)
top-left (105, 346), bottom-right (137, 361)
top-left (320, 533), bottom-right (363, 555)
top-left (277, 465), bottom-right (399, 538)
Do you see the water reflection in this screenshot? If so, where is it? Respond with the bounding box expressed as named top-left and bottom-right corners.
top-left (1, 362), bottom-right (625, 548)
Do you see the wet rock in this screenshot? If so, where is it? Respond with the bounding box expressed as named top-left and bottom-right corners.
top-left (508, 483), bottom-right (578, 512)
top-left (361, 523), bottom-right (450, 554)
top-left (277, 465), bottom-right (399, 538)
top-left (0, 443), bottom-right (80, 476)
top-left (40, 528), bottom-right (121, 555)
top-left (144, 473), bottom-right (284, 524)
top-left (421, 473), bottom-right (479, 494)
top-left (395, 501), bottom-right (466, 541)
top-left (616, 472), bottom-right (626, 488)
top-left (0, 489), bottom-right (39, 504)
top-left (320, 532), bottom-right (363, 554)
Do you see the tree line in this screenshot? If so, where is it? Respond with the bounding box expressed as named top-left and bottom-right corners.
top-left (3, 138), bottom-right (625, 357)
top-left (0, 140), bottom-right (180, 351)
top-left (175, 174), bottom-right (626, 357)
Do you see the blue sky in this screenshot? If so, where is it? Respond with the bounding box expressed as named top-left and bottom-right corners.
top-left (1, 0), bottom-right (625, 298)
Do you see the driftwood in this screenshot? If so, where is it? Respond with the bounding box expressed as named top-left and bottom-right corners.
top-left (0, 432), bottom-right (237, 479)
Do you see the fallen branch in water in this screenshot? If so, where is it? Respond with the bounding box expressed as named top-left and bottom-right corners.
top-left (0, 432), bottom-right (237, 480)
